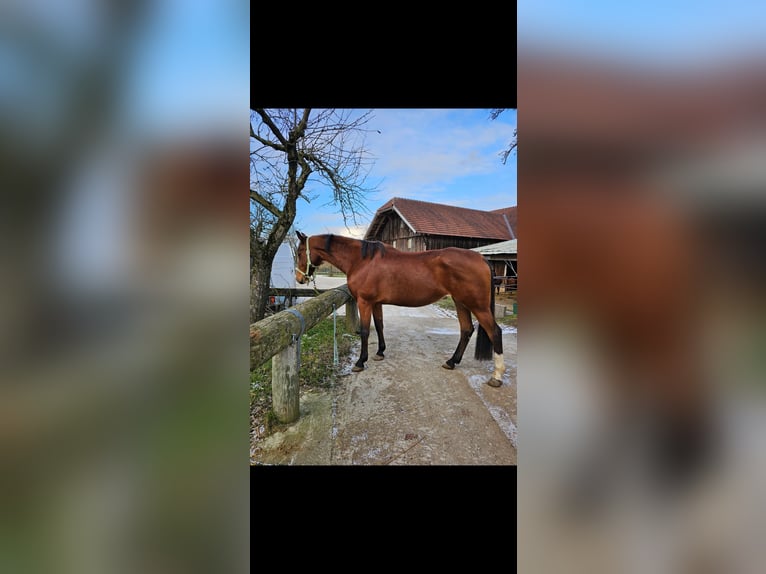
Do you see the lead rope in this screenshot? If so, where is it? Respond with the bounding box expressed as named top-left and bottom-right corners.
top-left (332, 302), bottom-right (338, 366)
top-left (306, 234), bottom-right (319, 296)
top-left (329, 301), bottom-right (339, 463)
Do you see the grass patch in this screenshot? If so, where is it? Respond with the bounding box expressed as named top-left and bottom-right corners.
top-left (298, 315), bottom-right (357, 388)
top-left (496, 294), bottom-right (517, 328)
top-left (434, 295), bottom-right (456, 311)
top-left (498, 313), bottom-right (517, 328)
top-left (250, 314), bottom-right (358, 441)
top-left (250, 360), bottom-right (272, 402)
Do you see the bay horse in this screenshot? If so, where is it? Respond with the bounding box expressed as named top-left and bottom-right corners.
top-left (294, 231), bottom-right (506, 387)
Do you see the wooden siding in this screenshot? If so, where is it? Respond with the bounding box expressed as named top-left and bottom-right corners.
top-left (388, 234), bottom-right (501, 253)
top-left (422, 235), bottom-right (500, 251)
top-left (373, 211), bottom-right (505, 253)
top-left (374, 212), bottom-right (410, 244)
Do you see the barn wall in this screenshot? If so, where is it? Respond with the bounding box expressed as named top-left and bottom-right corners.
top-left (375, 214), bottom-right (409, 244)
top-left (391, 235), bottom-right (427, 252)
top-left (370, 212), bottom-right (506, 253)
top-left (424, 235), bottom-right (499, 251)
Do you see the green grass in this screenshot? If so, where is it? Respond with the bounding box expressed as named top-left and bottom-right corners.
top-left (434, 295), bottom-right (456, 311)
top-left (297, 315), bottom-right (357, 387)
top-left (249, 360), bottom-right (272, 403)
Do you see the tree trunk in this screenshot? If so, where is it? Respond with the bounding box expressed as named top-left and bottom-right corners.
top-left (250, 255), bottom-right (274, 324)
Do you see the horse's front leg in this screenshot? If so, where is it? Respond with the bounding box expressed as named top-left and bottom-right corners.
top-left (352, 299), bottom-right (372, 372)
top-left (372, 303), bottom-right (386, 361)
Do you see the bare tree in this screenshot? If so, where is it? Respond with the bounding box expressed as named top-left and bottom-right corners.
top-left (250, 108), bottom-right (377, 323)
top-left (490, 108), bottom-right (517, 164)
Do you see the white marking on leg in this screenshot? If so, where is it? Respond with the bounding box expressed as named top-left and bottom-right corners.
top-left (493, 352), bottom-right (505, 381)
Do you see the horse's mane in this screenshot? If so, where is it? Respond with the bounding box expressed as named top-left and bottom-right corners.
top-left (322, 234), bottom-right (385, 260)
top-left (361, 240), bottom-right (386, 260)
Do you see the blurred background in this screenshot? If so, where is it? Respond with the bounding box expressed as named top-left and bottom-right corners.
top-left (519, 3), bottom-right (766, 574)
top-left (0, 1), bottom-right (249, 573)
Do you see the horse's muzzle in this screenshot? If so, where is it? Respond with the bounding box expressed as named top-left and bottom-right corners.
top-left (295, 267), bottom-right (314, 284)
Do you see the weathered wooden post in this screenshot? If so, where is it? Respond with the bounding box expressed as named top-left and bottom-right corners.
top-left (250, 284), bottom-right (354, 424)
top-left (345, 297), bottom-right (359, 333)
top-left (272, 327), bottom-right (301, 423)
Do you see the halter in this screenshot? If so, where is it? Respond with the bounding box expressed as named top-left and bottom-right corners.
top-left (295, 235), bottom-right (315, 280)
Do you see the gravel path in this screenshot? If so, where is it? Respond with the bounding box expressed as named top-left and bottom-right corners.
top-left (256, 278), bottom-right (517, 466)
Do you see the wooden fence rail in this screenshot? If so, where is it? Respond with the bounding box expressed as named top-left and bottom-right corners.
top-left (250, 284), bottom-right (359, 423)
top-left (269, 287), bottom-right (336, 297)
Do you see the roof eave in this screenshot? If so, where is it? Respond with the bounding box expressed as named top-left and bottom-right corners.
top-left (392, 205), bottom-right (417, 234)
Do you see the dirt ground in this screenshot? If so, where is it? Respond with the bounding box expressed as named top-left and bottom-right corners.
top-left (253, 277), bottom-right (517, 466)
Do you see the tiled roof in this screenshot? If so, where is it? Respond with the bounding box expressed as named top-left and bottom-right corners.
top-left (366, 197), bottom-right (517, 240)
top-left (491, 206), bottom-right (517, 240)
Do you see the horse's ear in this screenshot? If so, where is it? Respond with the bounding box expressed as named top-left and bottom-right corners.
top-left (296, 231), bottom-right (306, 242)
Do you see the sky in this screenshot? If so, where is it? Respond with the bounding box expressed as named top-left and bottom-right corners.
top-left (293, 108), bottom-right (517, 238)
top-left (518, 1), bottom-right (766, 68)
top-left (124, 0), bottom-right (248, 136)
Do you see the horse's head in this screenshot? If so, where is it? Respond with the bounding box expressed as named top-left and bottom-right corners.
top-left (295, 231), bottom-right (320, 284)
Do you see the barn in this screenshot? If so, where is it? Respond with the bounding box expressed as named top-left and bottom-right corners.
top-left (364, 197), bottom-right (517, 252)
top-left (472, 239), bottom-right (517, 293)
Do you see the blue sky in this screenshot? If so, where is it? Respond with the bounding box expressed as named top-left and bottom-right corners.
top-left (294, 109), bottom-right (517, 237)
top-left (123, 0), bottom-right (249, 136)
top-left (2, 0), bottom-right (248, 138)
top-left (519, 1), bottom-right (766, 67)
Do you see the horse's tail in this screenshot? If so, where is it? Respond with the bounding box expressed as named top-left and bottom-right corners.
top-left (475, 259), bottom-right (499, 360)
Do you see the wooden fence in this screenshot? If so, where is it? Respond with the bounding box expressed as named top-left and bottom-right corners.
top-left (250, 284), bottom-right (359, 423)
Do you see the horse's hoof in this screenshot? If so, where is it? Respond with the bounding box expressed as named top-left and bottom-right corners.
top-left (352, 365), bottom-right (364, 372)
top-left (486, 377), bottom-right (502, 387)
top-left (442, 362), bottom-right (455, 370)
top-left (373, 354), bottom-right (385, 361)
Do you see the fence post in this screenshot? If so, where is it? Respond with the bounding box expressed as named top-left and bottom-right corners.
top-left (345, 298), bottom-right (359, 333)
top-left (272, 337), bottom-right (300, 423)
top-left (251, 285), bottom-right (353, 424)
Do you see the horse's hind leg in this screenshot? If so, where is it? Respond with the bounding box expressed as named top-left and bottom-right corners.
top-left (372, 303), bottom-right (386, 360)
top-left (474, 309), bottom-right (505, 386)
top-left (443, 301), bottom-right (475, 370)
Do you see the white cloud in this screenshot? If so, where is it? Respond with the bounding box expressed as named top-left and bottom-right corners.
top-left (296, 108), bottom-right (517, 236)
top-left (321, 224), bottom-right (369, 239)
top-left (368, 109), bottom-right (516, 197)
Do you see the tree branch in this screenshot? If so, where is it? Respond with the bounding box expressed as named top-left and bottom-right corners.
top-left (250, 189), bottom-right (283, 218)
top-left (294, 108), bottom-right (311, 138)
top-left (489, 108), bottom-right (506, 121)
top-left (253, 108), bottom-right (289, 147)
top-left (296, 155), bottom-right (313, 190)
top-left (303, 150), bottom-right (341, 189)
top-left (499, 127), bottom-right (517, 164)
top-left (251, 132), bottom-right (286, 152)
